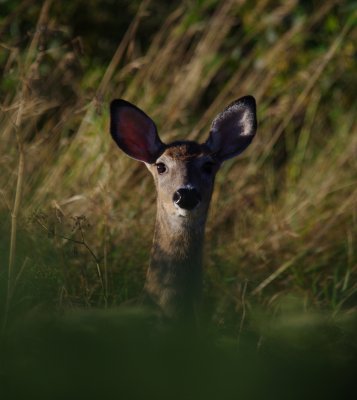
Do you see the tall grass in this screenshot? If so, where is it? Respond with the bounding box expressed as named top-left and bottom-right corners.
top-left (0, 0), bottom-right (356, 328)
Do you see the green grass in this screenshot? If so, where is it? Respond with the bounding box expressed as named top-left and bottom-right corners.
top-left (0, 1), bottom-right (356, 394)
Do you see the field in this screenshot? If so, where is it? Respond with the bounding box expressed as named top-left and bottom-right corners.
top-left (0, 0), bottom-right (357, 397)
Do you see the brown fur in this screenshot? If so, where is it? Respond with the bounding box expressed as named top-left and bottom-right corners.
top-left (144, 210), bottom-right (204, 321)
top-left (163, 141), bottom-right (210, 161)
top-left (144, 144), bottom-right (213, 322)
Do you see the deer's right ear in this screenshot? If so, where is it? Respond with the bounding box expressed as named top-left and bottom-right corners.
top-left (110, 99), bottom-right (164, 163)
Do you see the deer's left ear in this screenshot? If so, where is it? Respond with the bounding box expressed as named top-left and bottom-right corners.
top-left (205, 96), bottom-right (257, 162)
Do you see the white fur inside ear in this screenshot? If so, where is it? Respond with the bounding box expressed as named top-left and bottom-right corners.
top-left (239, 108), bottom-right (256, 136)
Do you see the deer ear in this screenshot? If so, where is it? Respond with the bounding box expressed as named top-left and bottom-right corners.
top-left (110, 99), bottom-right (165, 163)
top-left (205, 96), bottom-right (257, 162)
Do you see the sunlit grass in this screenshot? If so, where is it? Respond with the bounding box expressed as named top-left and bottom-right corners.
top-left (0, 0), bottom-right (356, 328)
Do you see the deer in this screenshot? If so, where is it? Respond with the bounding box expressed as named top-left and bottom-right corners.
top-left (109, 96), bottom-right (257, 324)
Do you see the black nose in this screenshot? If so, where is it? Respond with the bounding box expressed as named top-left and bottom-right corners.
top-left (173, 188), bottom-right (201, 210)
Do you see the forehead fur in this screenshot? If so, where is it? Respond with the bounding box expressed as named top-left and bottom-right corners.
top-left (163, 141), bottom-right (209, 160)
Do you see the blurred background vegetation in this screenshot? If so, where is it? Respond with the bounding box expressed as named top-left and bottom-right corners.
top-left (0, 0), bottom-right (357, 385)
top-left (1, 0), bottom-right (357, 320)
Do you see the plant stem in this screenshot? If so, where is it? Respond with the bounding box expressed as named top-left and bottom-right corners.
top-left (3, 136), bottom-right (25, 330)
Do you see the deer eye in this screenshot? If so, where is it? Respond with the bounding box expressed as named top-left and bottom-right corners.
top-left (156, 162), bottom-right (167, 174)
top-left (202, 162), bottom-right (216, 174)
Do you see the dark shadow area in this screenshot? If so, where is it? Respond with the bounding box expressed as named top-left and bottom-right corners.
top-left (0, 308), bottom-right (356, 400)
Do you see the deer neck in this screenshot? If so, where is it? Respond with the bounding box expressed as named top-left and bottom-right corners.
top-left (144, 203), bottom-right (207, 320)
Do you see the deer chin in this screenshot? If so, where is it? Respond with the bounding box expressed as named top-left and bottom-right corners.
top-left (174, 204), bottom-right (200, 218)
top-left (176, 208), bottom-right (190, 218)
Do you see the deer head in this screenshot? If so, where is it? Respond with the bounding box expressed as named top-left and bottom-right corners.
top-left (110, 96), bottom-right (257, 224)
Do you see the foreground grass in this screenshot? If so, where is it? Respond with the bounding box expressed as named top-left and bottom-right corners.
top-left (0, 307), bottom-right (356, 400)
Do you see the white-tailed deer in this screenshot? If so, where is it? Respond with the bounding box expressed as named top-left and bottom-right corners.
top-left (110, 96), bottom-right (257, 322)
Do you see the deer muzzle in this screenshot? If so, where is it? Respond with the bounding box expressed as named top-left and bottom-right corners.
top-left (173, 188), bottom-right (201, 210)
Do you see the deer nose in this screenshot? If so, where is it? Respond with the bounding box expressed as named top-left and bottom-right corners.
top-left (173, 188), bottom-right (201, 210)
